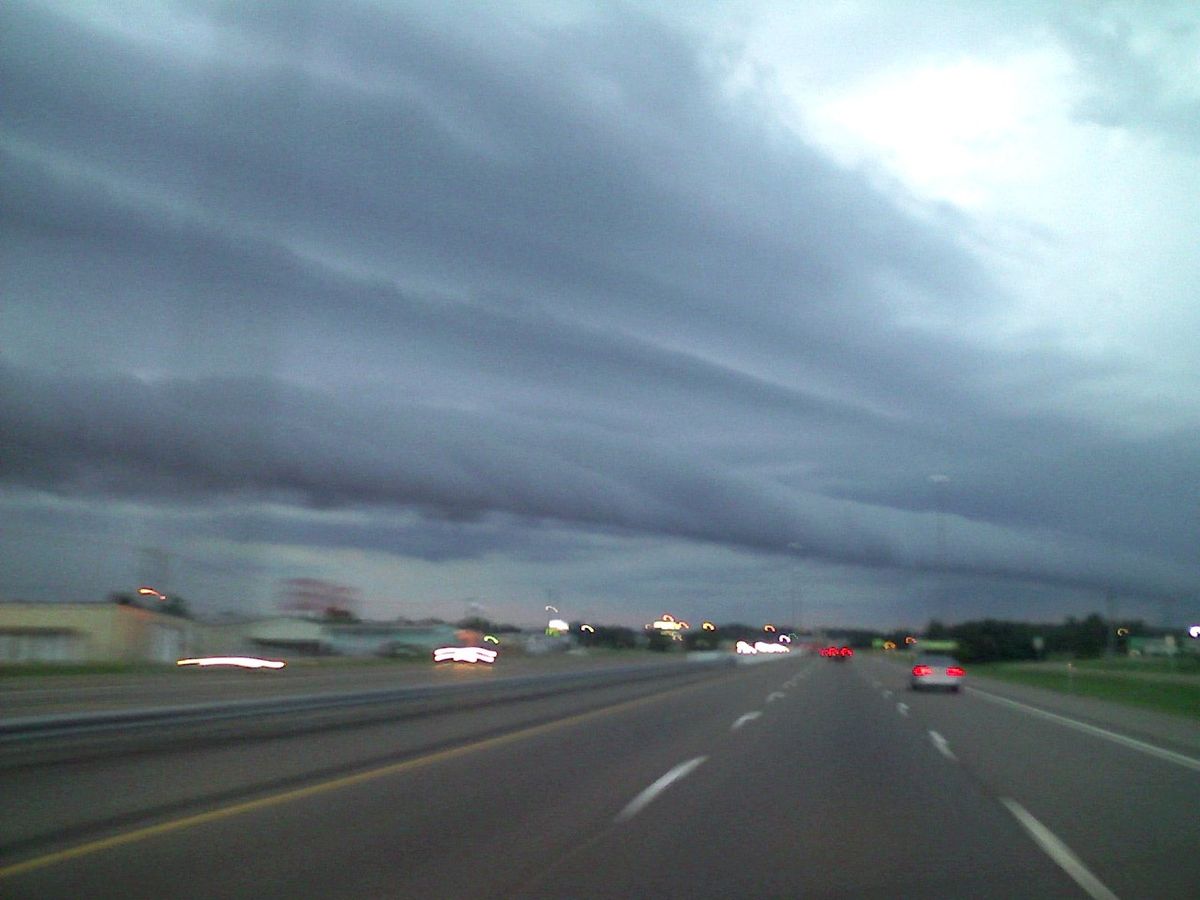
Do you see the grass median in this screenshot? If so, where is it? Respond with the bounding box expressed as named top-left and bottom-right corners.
top-left (971, 662), bottom-right (1200, 722)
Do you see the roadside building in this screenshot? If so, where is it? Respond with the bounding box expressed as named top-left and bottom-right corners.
top-left (0, 600), bottom-right (195, 664)
top-left (194, 616), bottom-right (460, 658)
top-left (326, 622), bottom-right (459, 657)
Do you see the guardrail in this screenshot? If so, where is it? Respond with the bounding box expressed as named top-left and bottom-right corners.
top-left (0, 657), bottom-right (734, 744)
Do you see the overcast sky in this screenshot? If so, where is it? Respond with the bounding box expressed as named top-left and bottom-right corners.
top-left (2, 0), bottom-right (1198, 630)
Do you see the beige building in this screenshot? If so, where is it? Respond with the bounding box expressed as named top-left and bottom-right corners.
top-left (0, 602), bottom-right (471, 664)
top-left (0, 601), bottom-right (196, 664)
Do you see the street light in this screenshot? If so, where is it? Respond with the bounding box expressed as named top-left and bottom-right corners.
top-left (137, 586), bottom-right (166, 601)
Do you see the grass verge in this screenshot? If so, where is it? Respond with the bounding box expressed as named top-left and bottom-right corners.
top-left (971, 663), bottom-right (1200, 721)
top-left (1068, 656), bottom-right (1200, 676)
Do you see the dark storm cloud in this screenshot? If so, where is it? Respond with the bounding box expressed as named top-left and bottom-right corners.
top-left (0, 362), bottom-right (1192, 597)
top-left (2, 0), bottom-right (1197, 614)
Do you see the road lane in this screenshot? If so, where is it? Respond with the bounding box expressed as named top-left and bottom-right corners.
top-left (1, 656), bottom-right (802, 898)
top-left (5, 652), bottom-right (1190, 897)
top-left (515, 655), bottom-right (1082, 899)
top-left (0, 661), bottom-right (733, 854)
top-left (854, 655), bottom-right (1200, 900)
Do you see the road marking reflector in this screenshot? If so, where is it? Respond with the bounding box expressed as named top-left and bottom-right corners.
top-left (896, 702), bottom-right (909, 717)
top-left (1000, 798), bottom-right (1120, 900)
top-left (731, 711), bottom-right (762, 731)
top-left (616, 757), bottom-right (707, 823)
top-left (967, 687), bottom-right (1200, 773)
top-left (882, 689), bottom-right (893, 699)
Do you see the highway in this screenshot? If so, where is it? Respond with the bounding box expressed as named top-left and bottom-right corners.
top-left (2, 653), bottom-right (1197, 898)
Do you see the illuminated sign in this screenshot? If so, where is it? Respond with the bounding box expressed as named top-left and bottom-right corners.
top-left (547, 618), bottom-right (569, 632)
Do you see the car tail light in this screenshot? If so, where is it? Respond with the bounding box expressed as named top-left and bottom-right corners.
top-left (840, 647), bottom-right (853, 656)
top-left (947, 666), bottom-right (965, 677)
top-left (912, 665), bottom-right (932, 676)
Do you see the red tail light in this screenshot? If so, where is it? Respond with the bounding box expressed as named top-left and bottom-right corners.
top-left (840, 647), bottom-right (853, 656)
top-left (947, 666), bottom-right (965, 677)
top-left (912, 665), bottom-right (932, 676)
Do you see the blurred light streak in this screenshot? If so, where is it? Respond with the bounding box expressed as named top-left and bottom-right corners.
top-left (176, 656), bottom-right (286, 669)
top-left (433, 646), bottom-right (497, 664)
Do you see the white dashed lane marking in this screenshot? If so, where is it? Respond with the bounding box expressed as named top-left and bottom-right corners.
top-left (928, 730), bottom-right (956, 761)
top-left (616, 757), bottom-right (707, 823)
top-left (731, 712), bottom-right (762, 731)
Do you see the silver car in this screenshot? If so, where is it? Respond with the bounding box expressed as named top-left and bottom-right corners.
top-left (910, 655), bottom-right (965, 692)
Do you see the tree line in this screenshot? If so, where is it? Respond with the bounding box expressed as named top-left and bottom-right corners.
top-left (889, 614), bottom-right (1164, 664)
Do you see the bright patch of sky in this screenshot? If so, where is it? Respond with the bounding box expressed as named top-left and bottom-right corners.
top-left (702, 1), bottom-right (1200, 431)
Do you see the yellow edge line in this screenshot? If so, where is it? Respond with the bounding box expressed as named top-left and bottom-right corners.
top-left (0, 674), bottom-right (713, 879)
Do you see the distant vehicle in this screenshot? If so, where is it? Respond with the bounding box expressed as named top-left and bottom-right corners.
top-left (910, 655), bottom-right (965, 692)
top-left (820, 646), bottom-right (853, 660)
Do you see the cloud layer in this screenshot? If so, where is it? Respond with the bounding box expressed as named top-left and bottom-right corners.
top-left (2, 0), bottom-right (1197, 623)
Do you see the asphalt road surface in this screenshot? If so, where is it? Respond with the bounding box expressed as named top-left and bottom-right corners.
top-left (2, 653), bottom-right (1197, 898)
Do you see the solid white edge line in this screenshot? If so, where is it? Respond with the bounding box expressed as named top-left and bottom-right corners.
top-left (616, 757), bottom-right (707, 823)
top-left (927, 730), bottom-right (956, 761)
top-left (967, 687), bottom-right (1200, 773)
top-left (1000, 798), bottom-right (1120, 900)
top-left (731, 711), bottom-right (762, 730)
